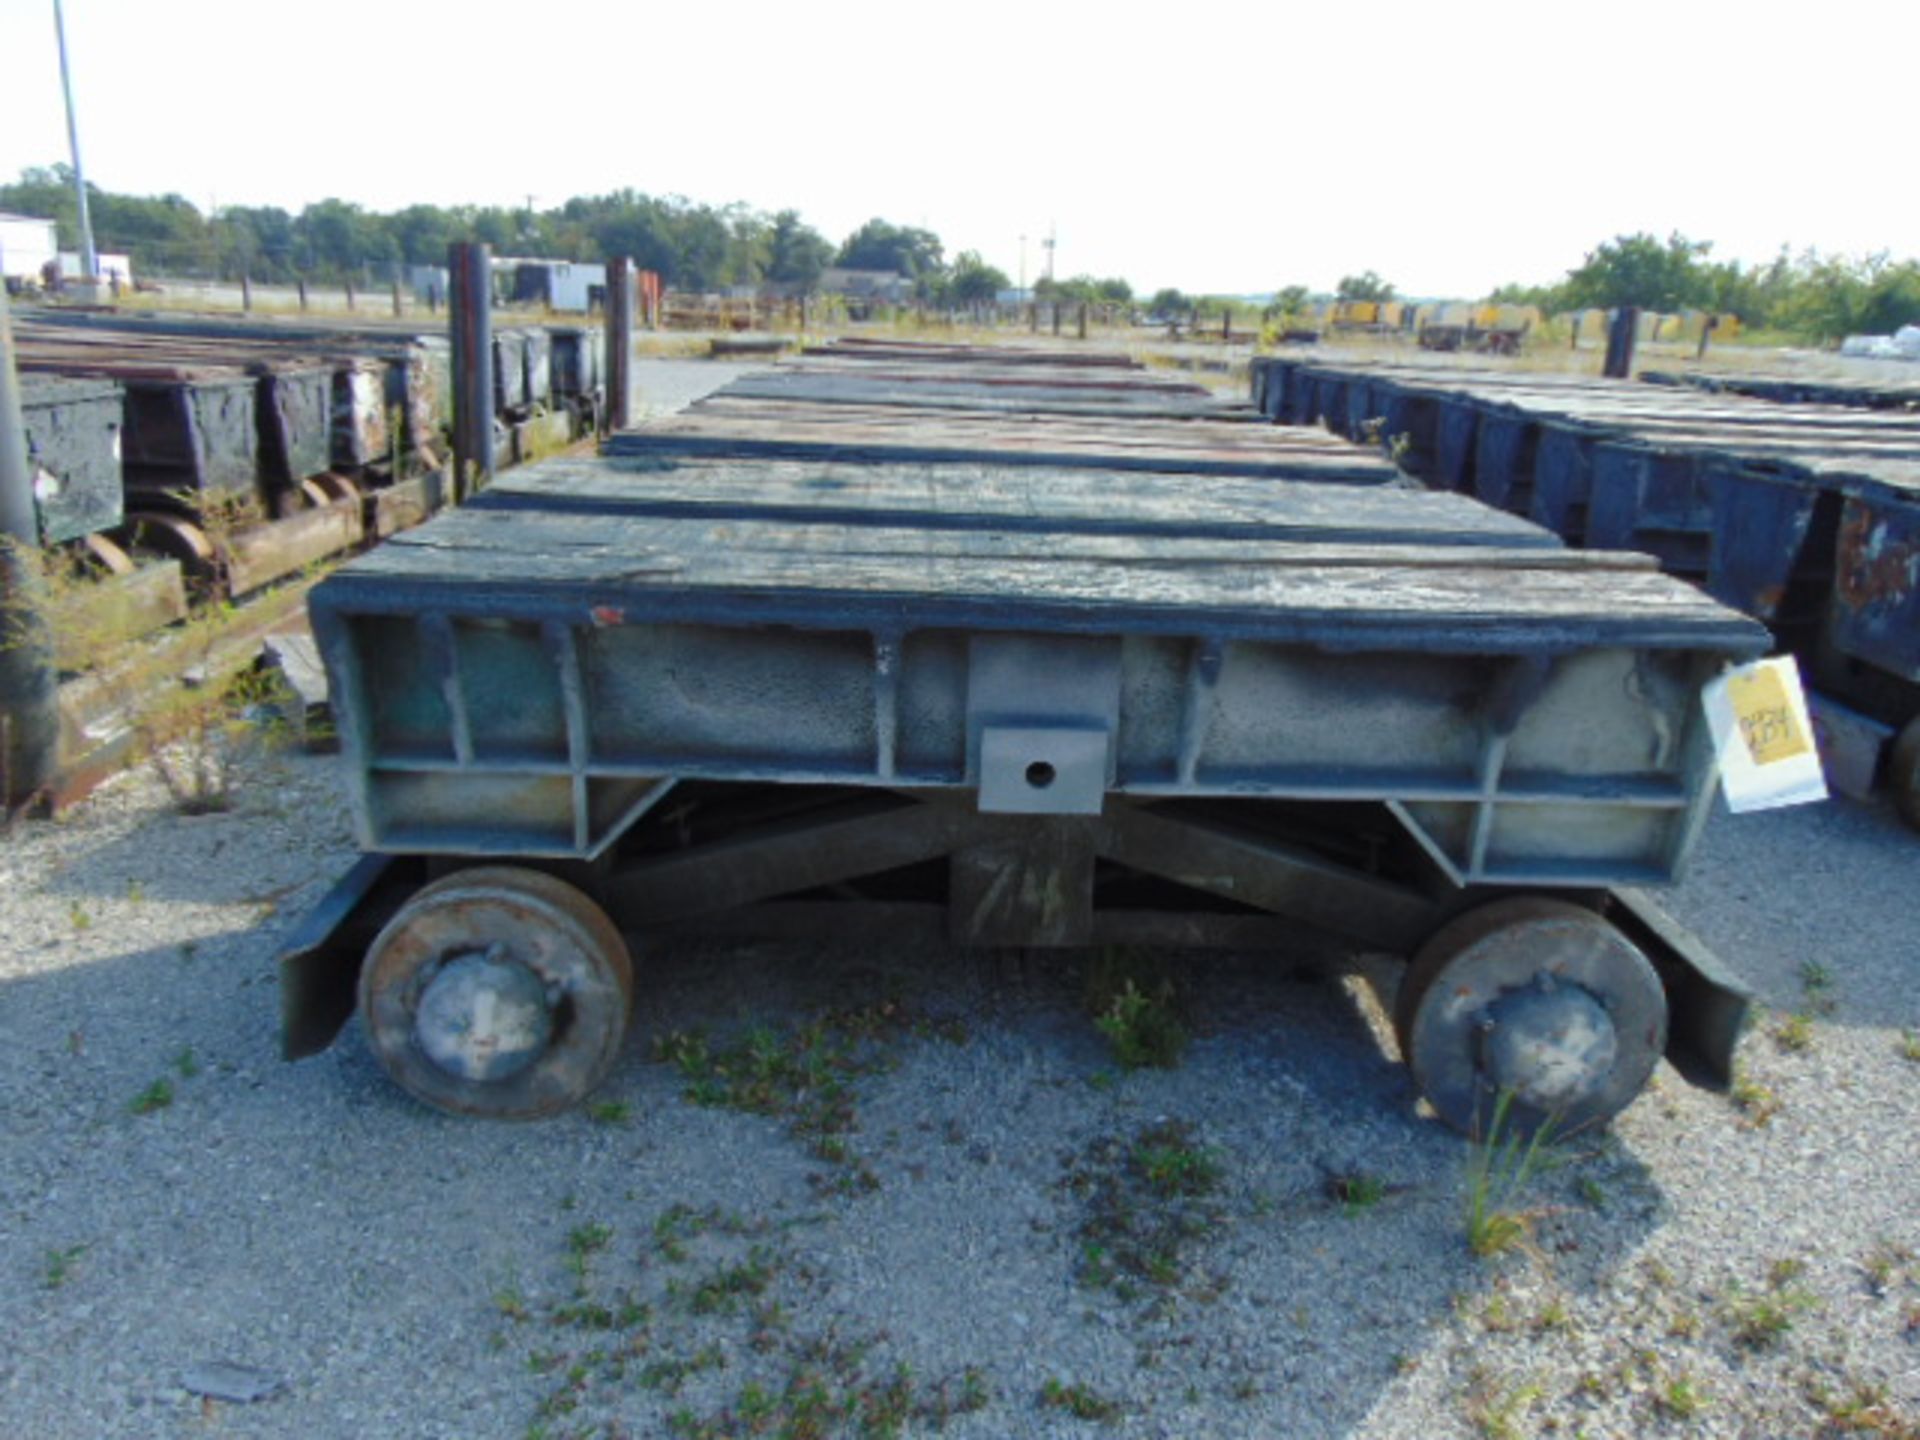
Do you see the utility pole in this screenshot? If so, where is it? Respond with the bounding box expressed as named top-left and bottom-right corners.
top-left (52, 0), bottom-right (98, 284)
top-left (1042, 223), bottom-right (1056, 286)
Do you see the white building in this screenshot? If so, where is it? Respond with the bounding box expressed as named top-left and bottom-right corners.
top-left (0, 212), bottom-right (58, 284)
top-left (58, 250), bottom-right (133, 286)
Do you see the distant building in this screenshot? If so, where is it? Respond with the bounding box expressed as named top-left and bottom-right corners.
top-left (819, 268), bottom-right (912, 304)
top-left (58, 251), bottom-right (133, 287)
top-left (493, 257), bottom-right (607, 312)
top-left (0, 212), bottom-right (58, 285)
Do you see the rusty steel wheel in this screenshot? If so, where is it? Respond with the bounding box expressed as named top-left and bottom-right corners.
top-left (1889, 718), bottom-right (1920, 833)
top-left (1393, 897), bottom-right (1667, 1139)
top-left (308, 472), bottom-right (363, 506)
top-left (121, 511), bottom-right (217, 584)
top-left (358, 866), bottom-right (634, 1118)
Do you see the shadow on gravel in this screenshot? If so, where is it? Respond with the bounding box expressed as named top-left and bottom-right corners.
top-left (528, 935), bottom-right (1674, 1439)
top-left (0, 906), bottom-right (1674, 1438)
top-left (1672, 795), bottom-right (1920, 1027)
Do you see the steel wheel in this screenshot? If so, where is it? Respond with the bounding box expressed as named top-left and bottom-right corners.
top-left (358, 866), bottom-right (634, 1118)
top-left (1889, 717), bottom-right (1920, 833)
top-left (1394, 898), bottom-right (1666, 1138)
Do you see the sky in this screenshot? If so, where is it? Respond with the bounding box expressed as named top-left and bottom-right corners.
top-left (0, 0), bottom-right (1912, 299)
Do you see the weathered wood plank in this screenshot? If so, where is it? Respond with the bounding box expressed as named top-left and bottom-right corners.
top-left (478, 453), bottom-right (1553, 547)
top-left (330, 506), bottom-right (1763, 654)
top-left (225, 497), bottom-right (363, 596)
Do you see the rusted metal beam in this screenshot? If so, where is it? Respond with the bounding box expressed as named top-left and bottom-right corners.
top-left (0, 285), bottom-right (58, 811)
top-left (449, 242), bottom-right (494, 500)
top-left (605, 257), bottom-right (634, 433)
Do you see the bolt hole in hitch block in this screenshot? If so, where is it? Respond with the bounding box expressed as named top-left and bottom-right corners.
top-left (970, 635), bottom-right (1120, 815)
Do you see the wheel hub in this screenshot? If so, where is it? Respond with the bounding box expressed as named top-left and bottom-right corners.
top-left (1481, 977), bottom-right (1618, 1113)
top-left (414, 948), bottom-right (555, 1082)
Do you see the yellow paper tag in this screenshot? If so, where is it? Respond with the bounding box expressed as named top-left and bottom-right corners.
top-left (1728, 665), bottom-right (1811, 766)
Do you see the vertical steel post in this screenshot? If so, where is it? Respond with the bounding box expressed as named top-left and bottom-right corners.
top-left (297, 277), bottom-right (308, 312)
top-left (240, 273), bottom-right (252, 312)
top-left (0, 286), bottom-right (58, 810)
top-left (449, 242), bottom-right (494, 501)
top-left (391, 280), bottom-right (403, 317)
top-left (1603, 306), bottom-right (1640, 380)
top-left (52, 0), bottom-right (97, 285)
top-left (606, 257), bottom-right (634, 433)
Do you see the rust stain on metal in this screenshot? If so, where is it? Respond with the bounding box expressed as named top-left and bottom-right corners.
top-left (1836, 504), bottom-right (1920, 611)
top-left (591, 605), bottom-right (625, 627)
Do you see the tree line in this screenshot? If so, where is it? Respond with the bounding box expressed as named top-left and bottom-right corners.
top-left (1489, 232), bottom-right (1920, 342)
top-left (0, 166), bottom-right (1141, 307)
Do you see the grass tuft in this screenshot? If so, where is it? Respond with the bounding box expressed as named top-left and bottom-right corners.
top-left (1464, 1091), bottom-right (1556, 1259)
top-left (128, 1078), bottom-right (174, 1116)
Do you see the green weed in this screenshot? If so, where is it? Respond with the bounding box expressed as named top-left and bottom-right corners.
top-left (128, 1078), bottom-right (174, 1116)
top-left (1655, 1372), bottom-right (1709, 1420)
top-left (1064, 1120), bottom-right (1227, 1303)
top-left (1086, 948), bottom-right (1188, 1070)
top-left (44, 1244), bottom-right (86, 1289)
top-left (1327, 1172), bottom-right (1388, 1216)
top-left (1730, 1063), bottom-right (1781, 1126)
top-left (1464, 1091), bottom-right (1556, 1259)
top-left (1040, 1378), bottom-right (1122, 1423)
top-left (1463, 1367), bottom-right (1542, 1440)
top-left (1772, 1009), bottom-right (1815, 1052)
top-left (1725, 1282), bottom-right (1815, 1348)
top-left (653, 999), bottom-right (952, 1190)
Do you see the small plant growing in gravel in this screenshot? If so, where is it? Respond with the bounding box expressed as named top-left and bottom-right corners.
top-left (128, 1078), bottom-right (174, 1115)
top-left (1809, 1377), bottom-right (1920, 1435)
top-left (585, 1100), bottom-right (631, 1125)
top-left (1327, 1171), bottom-right (1388, 1216)
top-left (1086, 947), bottom-right (1188, 1070)
top-left (653, 999), bottom-right (955, 1192)
top-left (171, 1046), bottom-right (200, 1079)
top-left (1040, 1378), bottom-right (1122, 1423)
top-left (672, 1247), bottom-right (782, 1317)
top-left (1729, 1063), bottom-right (1782, 1126)
top-left (1900, 1030), bottom-right (1920, 1063)
top-left (43, 1244), bottom-right (86, 1289)
top-left (1769, 1256), bottom-right (1808, 1287)
top-left (68, 900), bottom-right (92, 931)
top-left (1063, 1119), bottom-right (1228, 1304)
top-left (1654, 1371), bottom-right (1709, 1420)
top-left (1724, 1280), bottom-right (1815, 1348)
top-left (494, 1289), bottom-right (530, 1324)
top-left (564, 1222), bottom-right (612, 1288)
top-left (1772, 1010), bottom-right (1815, 1052)
top-left (1861, 1241), bottom-right (1913, 1296)
top-left (1464, 1091), bottom-right (1556, 1259)
top-left (1463, 1367), bottom-right (1542, 1440)
top-left (1800, 960), bottom-right (1837, 1014)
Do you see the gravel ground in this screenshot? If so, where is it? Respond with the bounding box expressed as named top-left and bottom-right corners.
top-left (2, 755), bottom-right (1917, 1440)
top-left (5, 359), bottom-right (1919, 1437)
